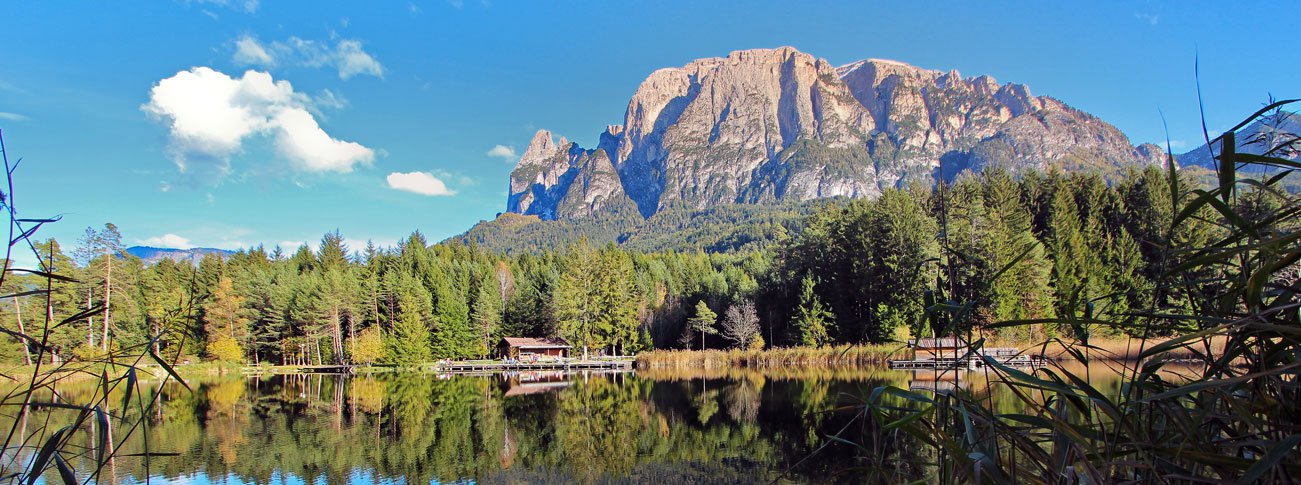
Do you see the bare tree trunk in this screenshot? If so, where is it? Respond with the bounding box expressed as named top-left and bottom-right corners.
top-left (12, 298), bottom-right (30, 365)
top-left (347, 312), bottom-right (355, 364)
top-left (86, 287), bottom-right (94, 348)
top-left (48, 302), bottom-right (60, 364)
top-left (152, 321), bottom-right (161, 356)
top-left (332, 308), bottom-right (344, 364)
top-left (102, 252), bottom-right (112, 351)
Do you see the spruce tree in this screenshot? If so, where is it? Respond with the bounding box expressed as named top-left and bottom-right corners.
top-left (388, 276), bottom-right (433, 365)
top-left (791, 276), bottom-right (832, 347)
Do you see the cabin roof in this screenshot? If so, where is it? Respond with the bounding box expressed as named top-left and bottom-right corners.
top-left (909, 337), bottom-right (968, 349)
top-left (500, 337), bottom-right (572, 349)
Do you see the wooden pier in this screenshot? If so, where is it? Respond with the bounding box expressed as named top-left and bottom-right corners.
top-left (888, 354), bottom-right (1045, 370)
top-left (242, 358), bottom-right (635, 375)
top-left (427, 358), bottom-right (634, 373)
top-left (888, 338), bottom-right (1045, 370)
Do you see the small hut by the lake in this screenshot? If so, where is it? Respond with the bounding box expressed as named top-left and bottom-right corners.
top-left (498, 337), bottom-right (572, 360)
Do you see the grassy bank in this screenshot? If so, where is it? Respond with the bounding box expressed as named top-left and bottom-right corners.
top-left (635, 344), bottom-right (902, 369)
top-left (1024, 335), bottom-right (1229, 362)
top-left (635, 336), bottom-right (1226, 372)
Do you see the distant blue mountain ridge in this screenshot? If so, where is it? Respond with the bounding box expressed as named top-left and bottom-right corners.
top-left (125, 246), bottom-right (235, 265)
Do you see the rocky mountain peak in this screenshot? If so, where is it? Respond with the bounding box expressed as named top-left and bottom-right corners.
top-left (519, 129), bottom-right (561, 165)
top-left (506, 47), bottom-right (1162, 222)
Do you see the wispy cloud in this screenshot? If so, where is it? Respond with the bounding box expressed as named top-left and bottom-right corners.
top-left (386, 171), bottom-right (455, 196)
top-left (233, 35), bottom-right (275, 66)
top-left (0, 112), bottom-right (28, 121)
top-left (313, 89), bottom-right (347, 110)
top-left (231, 35), bottom-right (384, 80)
top-left (1135, 12), bottom-right (1159, 25)
top-left (434, 169), bottom-right (476, 186)
top-left (0, 80), bottom-right (24, 94)
top-left (142, 67), bottom-right (374, 182)
top-left (188, 0), bottom-right (258, 13)
top-left (486, 144), bottom-right (518, 161)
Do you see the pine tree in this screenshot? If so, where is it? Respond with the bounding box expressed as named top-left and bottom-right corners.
top-left (982, 169), bottom-right (1054, 337)
top-left (688, 300), bottom-right (717, 350)
top-left (388, 275), bottom-right (432, 365)
top-left (595, 247), bottom-right (638, 355)
top-left (554, 241), bottom-right (608, 358)
top-left (470, 276), bottom-right (501, 358)
top-left (791, 276), bottom-right (832, 347)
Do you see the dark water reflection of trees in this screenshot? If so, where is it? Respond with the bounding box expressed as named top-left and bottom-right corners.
top-left (7, 366), bottom-right (1125, 483)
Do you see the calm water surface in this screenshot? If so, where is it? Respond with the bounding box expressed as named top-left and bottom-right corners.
top-left (10, 364), bottom-right (1132, 484)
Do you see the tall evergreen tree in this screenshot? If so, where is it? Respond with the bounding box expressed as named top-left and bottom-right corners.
top-left (791, 276), bottom-right (832, 347)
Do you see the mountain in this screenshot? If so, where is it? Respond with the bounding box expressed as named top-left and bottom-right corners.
top-left (1176, 110), bottom-right (1300, 169)
top-left (126, 246), bottom-right (235, 265)
top-left (505, 47), bottom-right (1164, 222)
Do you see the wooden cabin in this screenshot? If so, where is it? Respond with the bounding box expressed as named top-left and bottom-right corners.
top-left (908, 337), bottom-right (969, 361)
top-left (498, 337), bottom-right (572, 360)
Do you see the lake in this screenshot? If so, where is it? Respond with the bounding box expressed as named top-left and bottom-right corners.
top-left (5, 364), bottom-right (1133, 484)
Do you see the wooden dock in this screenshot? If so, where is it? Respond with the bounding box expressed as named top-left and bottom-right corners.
top-left (888, 346), bottom-right (1045, 370)
top-left (242, 358), bottom-right (635, 375)
top-left (427, 359), bottom-right (634, 373)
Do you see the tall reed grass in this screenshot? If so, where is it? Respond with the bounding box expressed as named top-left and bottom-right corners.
top-left (0, 131), bottom-right (190, 484)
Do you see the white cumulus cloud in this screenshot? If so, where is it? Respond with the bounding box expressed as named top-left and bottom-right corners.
top-left (386, 171), bottom-right (455, 196)
top-left (142, 67), bottom-right (374, 180)
top-left (274, 108), bottom-right (374, 172)
top-left (231, 35), bottom-right (384, 80)
top-left (487, 144), bottom-right (517, 161)
top-left (141, 234), bottom-right (195, 249)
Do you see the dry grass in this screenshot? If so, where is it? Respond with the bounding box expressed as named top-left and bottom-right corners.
top-left (1030, 335), bottom-right (1229, 362)
top-left (635, 344), bottom-right (903, 370)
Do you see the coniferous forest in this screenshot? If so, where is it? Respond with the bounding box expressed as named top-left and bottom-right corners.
top-left (2, 165), bottom-right (1231, 366)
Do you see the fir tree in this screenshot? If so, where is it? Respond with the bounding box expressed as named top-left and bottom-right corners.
top-left (791, 276), bottom-right (832, 347)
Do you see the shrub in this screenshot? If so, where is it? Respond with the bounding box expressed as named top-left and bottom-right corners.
top-left (206, 336), bottom-right (244, 363)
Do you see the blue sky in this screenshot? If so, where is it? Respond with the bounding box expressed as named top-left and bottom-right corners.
top-left (0, 1), bottom-right (1295, 260)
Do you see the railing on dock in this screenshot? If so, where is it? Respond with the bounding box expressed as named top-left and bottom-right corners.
top-left (241, 356), bottom-right (636, 375)
top-left (430, 358), bottom-right (634, 373)
top-left (888, 347), bottom-right (1046, 370)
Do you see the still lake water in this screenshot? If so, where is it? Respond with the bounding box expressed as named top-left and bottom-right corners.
top-left (11, 364), bottom-right (1129, 484)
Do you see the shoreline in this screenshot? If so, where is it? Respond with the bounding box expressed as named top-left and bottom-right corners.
top-left (0, 335), bottom-right (1221, 383)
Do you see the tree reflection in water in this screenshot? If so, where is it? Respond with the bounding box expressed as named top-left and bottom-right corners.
top-left (2, 366), bottom-right (1106, 483)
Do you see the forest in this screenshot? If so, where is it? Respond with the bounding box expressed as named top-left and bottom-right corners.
top-left (0, 165), bottom-right (1229, 366)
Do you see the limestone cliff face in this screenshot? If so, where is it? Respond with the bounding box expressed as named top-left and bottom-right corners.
top-left (507, 129), bottom-right (635, 220)
top-left (507, 47), bottom-right (1161, 220)
top-left (614, 47), bottom-right (879, 215)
